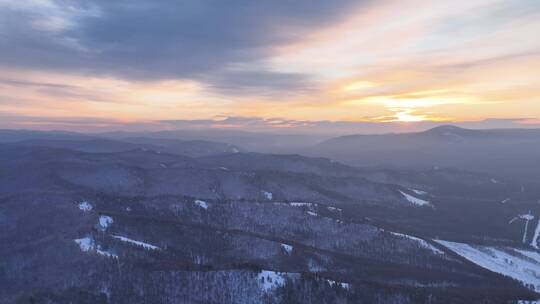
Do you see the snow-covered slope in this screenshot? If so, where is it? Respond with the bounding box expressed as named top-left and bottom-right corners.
top-left (436, 240), bottom-right (540, 291)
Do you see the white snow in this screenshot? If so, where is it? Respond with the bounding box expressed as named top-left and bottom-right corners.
top-left (307, 211), bottom-right (318, 217)
top-left (263, 191), bottom-right (273, 200)
top-left (78, 201), bottom-right (93, 212)
top-left (75, 236), bottom-right (95, 252)
top-left (74, 236), bottom-right (117, 258)
top-left (522, 213), bottom-right (535, 221)
top-left (281, 243), bottom-right (293, 254)
top-left (516, 249), bottom-right (540, 262)
top-left (194, 200), bottom-right (208, 209)
top-left (326, 279), bottom-right (350, 289)
top-left (390, 232), bottom-right (444, 255)
top-left (436, 240), bottom-right (540, 291)
top-left (257, 270), bottom-right (286, 292)
top-left (290, 202), bottom-right (314, 207)
top-left (502, 198), bottom-right (511, 204)
top-left (399, 191), bottom-right (431, 207)
top-left (327, 206), bottom-right (342, 212)
top-left (98, 215), bottom-right (114, 231)
top-left (531, 220), bottom-right (540, 249)
top-left (96, 249), bottom-right (118, 259)
top-left (232, 148), bottom-right (240, 153)
top-left (218, 167), bottom-right (229, 171)
top-left (111, 235), bottom-right (161, 250)
top-left (412, 189), bottom-right (428, 195)
top-left (491, 179), bottom-right (500, 184)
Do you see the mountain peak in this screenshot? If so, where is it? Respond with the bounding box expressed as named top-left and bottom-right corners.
top-left (424, 125), bottom-right (466, 134)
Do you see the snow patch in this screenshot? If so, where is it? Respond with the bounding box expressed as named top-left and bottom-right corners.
top-left (194, 200), bottom-right (208, 209)
top-left (263, 191), bottom-right (273, 200)
top-left (78, 201), bottom-right (93, 212)
top-left (326, 279), bottom-right (350, 289)
top-left (390, 232), bottom-right (444, 255)
top-left (327, 206), bottom-right (342, 212)
top-left (257, 270), bottom-right (286, 292)
top-left (307, 211), bottom-right (318, 217)
top-left (98, 215), bottom-right (113, 231)
top-left (436, 240), bottom-right (540, 291)
top-left (281, 243), bottom-right (293, 254)
top-left (111, 235), bottom-right (161, 250)
top-left (74, 236), bottom-right (117, 258)
top-left (411, 189), bottom-right (428, 195)
top-left (399, 191), bottom-right (431, 207)
top-left (75, 236), bottom-right (95, 252)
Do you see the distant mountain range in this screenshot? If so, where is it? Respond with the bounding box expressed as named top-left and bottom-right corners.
top-left (306, 125), bottom-right (540, 182)
top-left (0, 129), bottom-right (242, 157)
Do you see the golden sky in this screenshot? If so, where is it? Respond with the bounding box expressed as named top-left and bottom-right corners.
top-left (0, 0), bottom-right (539, 131)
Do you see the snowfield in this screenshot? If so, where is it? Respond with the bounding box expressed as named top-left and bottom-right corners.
top-left (111, 235), bottom-right (161, 250)
top-left (389, 232), bottom-right (444, 255)
top-left (436, 240), bottom-right (540, 291)
top-left (399, 191), bottom-right (431, 207)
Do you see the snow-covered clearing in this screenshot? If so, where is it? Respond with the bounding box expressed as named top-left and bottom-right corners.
top-left (390, 232), bottom-right (444, 255)
top-left (436, 240), bottom-right (540, 291)
top-left (257, 270), bottom-right (287, 292)
top-left (399, 191), bottom-right (431, 207)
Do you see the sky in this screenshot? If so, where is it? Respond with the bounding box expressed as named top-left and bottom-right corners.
top-left (0, 0), bottom-right (539, 134)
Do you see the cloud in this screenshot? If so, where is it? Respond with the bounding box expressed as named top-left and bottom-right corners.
top-left (0, 0), bottom-right (365, 95)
